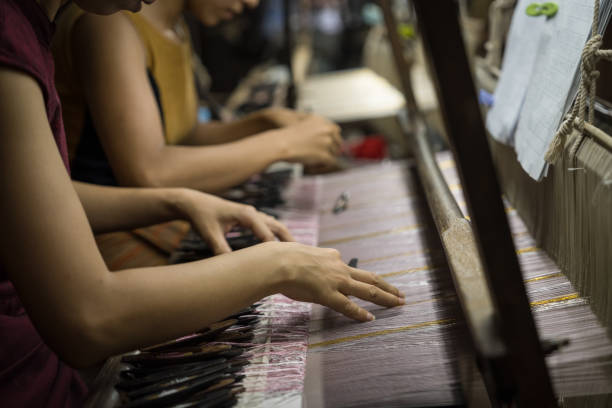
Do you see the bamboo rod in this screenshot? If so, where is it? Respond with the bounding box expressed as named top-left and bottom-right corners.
top-left (584, 121), bottom-right (612, 152)
top-left (409, 118), bottom-right (504, 359)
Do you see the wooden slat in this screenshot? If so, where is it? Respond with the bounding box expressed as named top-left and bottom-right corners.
top-left (380, 1), bottom-right (503, 404)
top-left (410, 0), bottom-right (557, 406)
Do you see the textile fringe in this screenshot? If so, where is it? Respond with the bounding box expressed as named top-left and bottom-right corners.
top-left (492, 133), bottom-right (612, 335)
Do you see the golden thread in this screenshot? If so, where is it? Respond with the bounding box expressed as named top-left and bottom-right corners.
top-left (319, 224), bottom-right (421, 246)
top-left (517, 246), bottom-right (539, 254)
top-left (438, 159), bottom-right (455, 170)
top-left (360, 249), bottom-right (432, 264)
top-left (360, 245), bottom-right (537, 265)
top-left (308, 318), bottom-right (455, 349)
top-left (448, 183), bottom-right (462, 191)
top-left (308, 294), bottom-right (579, 349)
top-left (403, 294), bottom-right (456, 308)
top-left (530, 293), bottom-right (579, 306)
top-left (379, 265), bottom-right (433, 278)
top-left (524, 273), bottom-right (563, 283)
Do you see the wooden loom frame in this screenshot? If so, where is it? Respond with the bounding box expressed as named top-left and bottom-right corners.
top-left (380, 0), bottom-right (558, 406)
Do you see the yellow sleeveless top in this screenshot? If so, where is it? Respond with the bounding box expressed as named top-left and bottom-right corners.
top-left (54, 5), bottom-right (198, 162)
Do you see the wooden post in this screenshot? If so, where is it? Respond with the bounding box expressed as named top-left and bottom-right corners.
top-left (410, 0), bottom-right (557, 406)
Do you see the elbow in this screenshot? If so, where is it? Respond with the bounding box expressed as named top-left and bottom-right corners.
top-left (59, 343), bottom-right (107, 370)
top-left (115, 164), bottom-right (167, 188)
top-left (50, 303), bottom-right (120, 369)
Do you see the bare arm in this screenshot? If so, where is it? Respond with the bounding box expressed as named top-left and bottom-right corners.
top-left (73, 181), bottom-right (184, 232)
top-left (0, 69), bottom-right (403, 368)
top-left (183, 108), bottom-right (309, 146)
top-left (72, 14), bottom-right (340, 193)
top-left (75, 181), bottom-right (293, 253)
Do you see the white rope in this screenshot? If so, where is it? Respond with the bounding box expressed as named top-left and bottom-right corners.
top-left (545, 0), bottom-right (612, 163)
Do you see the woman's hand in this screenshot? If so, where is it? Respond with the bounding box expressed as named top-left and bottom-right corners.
top-left (259, 107), bottom-right (310, 128)
top-left (260, 242), bottom-right (406, 322)
top-left (278, 115), bottom-right (343, 168)
top-left (174, 189), bottom-right (294, 254)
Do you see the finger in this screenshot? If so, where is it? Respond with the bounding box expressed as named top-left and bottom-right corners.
top-left (306, 155), bottom-right (336, 169)
top-left (330, 129), bottom-right (342, 148)
top-left (330, 140), bottom-right (342, 157)
top-left (328, 142), bottom-right (339, 156)
top-left (326, 132), bottom-right (341, 153)
top-left (325, 292), bottom-right (375, 322)
top-left (266, 217), bottom-right (295, 242)
top-left (199, 222), bottom-right (232, 255)
top-left (319, 152), bottom-right (338, 166)
top-left (350, 268), bottom-right (405, 298)
top-left (305, 159), bottom-right (338, 174)
top-left (340, 279), bottom-right (405, 308)
top-left (237, 209), bottom-right (276, 243)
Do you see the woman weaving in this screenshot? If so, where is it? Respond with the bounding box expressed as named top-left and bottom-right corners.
top-left (0, 0), bottom-right (405, 405)
top-left (54, 0), bottom-right (341, 192)
top-left (53, 0), bottom-right (343, 269)
top-left (55, 0), bottom-right (341, 192)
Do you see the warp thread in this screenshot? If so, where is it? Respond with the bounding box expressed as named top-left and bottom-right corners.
top-left (491, 126), bottom-right (612, 336)
top-left (232, 175), bottom-right (324, 408)
top-left (304, 158), bottom-right (612, 407)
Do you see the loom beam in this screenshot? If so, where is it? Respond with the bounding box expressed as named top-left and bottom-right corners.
top-left (412, 0), bottom-right (556, 405)
top-left (382, 0), bottom-right (558, 405)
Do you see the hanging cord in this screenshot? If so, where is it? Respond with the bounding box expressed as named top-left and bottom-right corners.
top-left (545, 0), bottom-right (612, 163)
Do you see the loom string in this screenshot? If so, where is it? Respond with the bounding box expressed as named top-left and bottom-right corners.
top-left (306, 157), bottom-right (612, 406)
top-left (546, 0), bottom-right (612, 163)
top-left (235, 182), bottom-right (321, 407)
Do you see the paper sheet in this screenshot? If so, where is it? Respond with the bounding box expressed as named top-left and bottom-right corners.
top-left (486, 0), bottom-right (612, 180)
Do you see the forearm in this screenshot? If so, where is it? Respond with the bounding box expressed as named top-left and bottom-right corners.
top-left (73, 181), bottom-right (190, 233)
top-left (137, 131), bottom-right (288, 192)
top-left (185, 111), bottom-right (274, 146)
top-left (89, 244), bottom-right (280, 363)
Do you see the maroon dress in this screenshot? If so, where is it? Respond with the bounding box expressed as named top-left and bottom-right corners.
top-left (0, 0), bottom-right (87, 406)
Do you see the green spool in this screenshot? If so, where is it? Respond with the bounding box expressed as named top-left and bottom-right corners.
top-left (526, 3), bottom-right (542, 16)
top-left (398, 23), bottom-right (415, 40)
top-left (541, 2), bottom-right (559, 17)
top-left (526, 2), bottom-right (558, 18)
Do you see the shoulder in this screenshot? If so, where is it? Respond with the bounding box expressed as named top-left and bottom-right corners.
top-left (0, 0), bottom-right (49, 86)
top-left (70, 11), bottom-right (147, 70)
top-left (73, 11), bottom-right (138, 41)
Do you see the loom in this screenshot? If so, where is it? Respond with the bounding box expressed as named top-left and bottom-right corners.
top-left (83, 1), bottom-right (612, 407)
